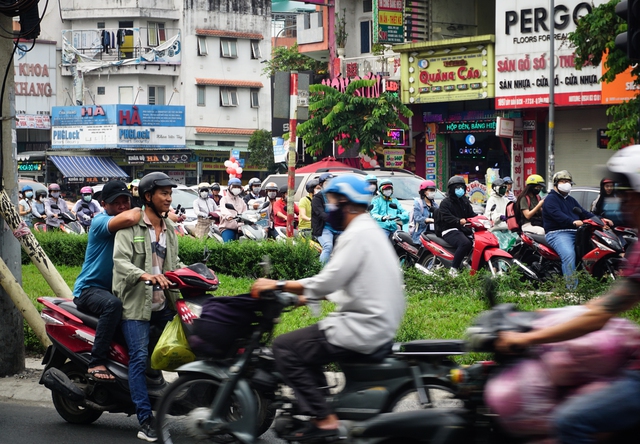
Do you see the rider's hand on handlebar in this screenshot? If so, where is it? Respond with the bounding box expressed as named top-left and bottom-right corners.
top-left (602, 218), bottom-right (614, 228)
top-left (381, 215), bottom-right (389, 221)
top-left (495, 331), bottom-right (532, 354)
top-left (140, 273), bottom-right (172, 289)
top-left (573, 220), bottom-right (584, 228)
top-left (460, 218), bottom-right (467, 225)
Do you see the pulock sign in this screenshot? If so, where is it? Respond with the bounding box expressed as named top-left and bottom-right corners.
top-left (495, 0), bottom-right (607, 109)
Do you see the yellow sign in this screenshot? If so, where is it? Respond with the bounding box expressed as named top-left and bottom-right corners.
top-left (383, 149), bottom-right (405, 168)
top-left (402, 45), bottom-right (495, 104)
top-left (379, 10), bottom-right (403, 26)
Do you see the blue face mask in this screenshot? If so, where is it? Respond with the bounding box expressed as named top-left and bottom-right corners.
top-left (455, 188), bottom-right (465, 198)
top-left (25, 192), bottom-right (33, 198)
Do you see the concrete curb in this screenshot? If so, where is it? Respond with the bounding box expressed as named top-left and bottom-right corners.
top-left (0, 358), bottom-right (50, 404)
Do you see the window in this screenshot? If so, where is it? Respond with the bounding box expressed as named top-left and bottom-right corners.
top-left (97, 86), bottom-right (105, 95)
top-left (218, 141), bottom-right (235, 147)
top-left (148, 22), bottom-right (166, 47)
top-left (250, 40), bottom-right (261, 59)
top-left (97, 22), bottom-right (105, 29)
top-left (197, 85), bottom-right (206, 106)
top-left (119, 86), bottom-right (133, 104)
top-left (220, 88), bottom-right (238, 106)
top-left (250, 89), bottom-right (260, 108)
top-left (148, 86), bottom-right (165, 105)
top-left (220, 39), bottom-right (238, 58)
top-left (363, 0), bottom-right (372, 13)
top-left (360, 21), bottom-right (371, 54)
top-left (197, 36), bottom-right (208, 56)
top-left (195, 140), bottom-right (204, 146)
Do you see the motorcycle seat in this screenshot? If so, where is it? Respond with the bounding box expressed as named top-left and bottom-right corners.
top-left (394, 230), bottom-right (419, 247)
top-left (393, 339), bottom-right (466, 355)
top-left (423, 233), bottom-right (455, 249)
top-left (526, 232), bottom-right (552, 249)
top-left (58, 301), bottom-right (99, 330)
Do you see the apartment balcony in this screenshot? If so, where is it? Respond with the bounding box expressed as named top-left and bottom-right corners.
top-left (59, 0), bottom-right (180, 20)
top-left (61, 27), bottom-right (181, 76)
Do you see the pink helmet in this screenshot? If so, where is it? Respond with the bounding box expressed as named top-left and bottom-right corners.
top-left (80, 186), bottom-right (93, 194)
top-left (419, 180), bottom-right (436, 191)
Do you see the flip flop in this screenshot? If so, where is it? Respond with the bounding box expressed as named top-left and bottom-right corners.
top-left (282, 421), bottom-right (344, 443)
top-left (86, 369), bottom-right (116, 383)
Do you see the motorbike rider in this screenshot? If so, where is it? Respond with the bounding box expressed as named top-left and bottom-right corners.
top-left (72, 181), bottom-right (140, 383)
top-left (31, 190), bottom-right (47, 224)
top-left (210, 182), bottom-right (222, 206)
top-left (244, 177), bottom-right (263, 209)
top-left (73, 186), bottom-right (102, 232)
top-left (365, 174), bottom-right (378, 197)
top-left (250, 174), bottom-right (406, 442)
top-left (411, 180), bottom-right (438, 243)
top-left (435, 176), bottom-right (477, 276)
top-left (18, 185), bottom-right (35, 227)
top-left (516, 174), bottom-right (546, 235)
top-left (543, 170), bottom-right (612, 285)
top-left (484, 179), bottom-right (509, 231)
top-left (129, 179), bottom-right (142, 208)
top-left (219, 177), bottom-right (248, 242)
top-left (299, 179), bottom-right (319, 236)
top-left (497, 145), bottom-right (640, 444)
top-left (193, 182), bottom-right (219, 239)
top-left (45, 183), bottom-right (71, 232)
top-left (592, 177), bottom-right (624, 226)
top-left (273, 185), bottom-right (299, 228)
top-left (503, 176), bottom-right (516, 202)
top-left (311, 173), bottom-right (336, 264)
top-left (370, 179), bottom-right (409, 237)
top-left (112, 172), bottom-right (184, 442)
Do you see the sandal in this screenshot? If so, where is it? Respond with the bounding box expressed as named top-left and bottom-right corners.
top-left (86, 369), bottom-right (116, 383)
top-left (283, 421), bottom-right (344, 443)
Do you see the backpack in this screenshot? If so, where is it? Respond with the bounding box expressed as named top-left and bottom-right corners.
top-left (505, 201), bottom-right (520, 232)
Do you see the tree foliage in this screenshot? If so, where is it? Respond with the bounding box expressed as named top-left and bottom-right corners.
top-left (248, 129), bottom-right (275, 171)
top-left (297, 80), bottom-right (413, 155)
top-left (261, 43), bottom-right (328, 78)
top-left (569, 0), bottom-right (640, 149)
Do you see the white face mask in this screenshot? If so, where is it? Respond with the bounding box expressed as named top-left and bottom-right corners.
top-left (252, 186), bottom-right (261, 194)
top-left (368, 184), bottom-right (377, 193)
top-left (51, 192), bottom-right (60, 198)
top-left (382, 189), bottom-right (393, 198)
top-left (426, 191), bottom-right (436, 199)
top-left (231, 188), bottom-right (242, 196)
top-left (267, 191), bottom-right (277, 199)
top-left (558, 183), bottom-right (572, 193)
top-left (200, 191), bottom-right (209, 198)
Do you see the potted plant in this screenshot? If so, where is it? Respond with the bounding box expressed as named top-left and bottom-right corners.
top-left (335, 9), bottom-right (348, 56)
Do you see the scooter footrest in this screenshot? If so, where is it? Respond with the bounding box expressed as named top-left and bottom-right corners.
top-left (42, 368), bottom-right (85, 402)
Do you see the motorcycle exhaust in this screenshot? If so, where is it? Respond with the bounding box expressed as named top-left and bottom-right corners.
top-left (414, 263), bottom-right (433, 275)
top-left (41, 368), bottom-right (85, 402)
top-left (512, 259), bottom-right (540, 281)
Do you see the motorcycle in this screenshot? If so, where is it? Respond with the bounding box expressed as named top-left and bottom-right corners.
top-left (224, 201), bottom-right (270, 241)
top-left (417, 214), bottom-right (529, 277)
top-left (34, 204), bottom-right (84, 235)
top-left (37, 259), bottom-right (220, 426)
top-left (510, 208), bottom-right (624, 281)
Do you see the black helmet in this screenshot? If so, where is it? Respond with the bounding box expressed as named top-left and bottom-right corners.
top-left (35, 190), bottom-right (47, 199)
top-left (210, 182), bottom-right (221, 191)
top-left (447, 176), bottom-right (466, 188)
top-left (306, 178), bottom-right (320, 193)
top-left (139, 172), bottom-right (176, 202)
top-left (279, 185), bottom-right (288, 196)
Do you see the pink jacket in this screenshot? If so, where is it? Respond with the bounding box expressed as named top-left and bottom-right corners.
top-left (219, 194), bottom-right (248, 231)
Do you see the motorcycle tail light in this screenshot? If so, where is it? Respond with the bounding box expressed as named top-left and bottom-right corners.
top-left (41, 312), bottom-right (63, 326)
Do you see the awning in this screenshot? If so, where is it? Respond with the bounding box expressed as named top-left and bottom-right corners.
top-left (49, 156), bottom-right (129, 181)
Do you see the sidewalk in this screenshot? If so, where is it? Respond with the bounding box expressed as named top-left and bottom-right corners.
top-left (0, 357), bottom-right (50, 404)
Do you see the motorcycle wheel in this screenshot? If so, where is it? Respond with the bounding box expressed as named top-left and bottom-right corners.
top-left (386, 384), bottom-right (462, 412)
top-left (51, 362), bottom-right (103, 424)
top-left (592, 256), bottom-right (621, 281)
top-left (398, 254), bottom-right (415, 268)
top-left (418, 254), bottom-right (446, 272)
top-left (156, 373), bottom-right (275, 444)
top-left (486, 257), bottom-right (512, 276)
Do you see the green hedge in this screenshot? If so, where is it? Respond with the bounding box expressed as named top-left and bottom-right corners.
top-left (22, 231), bottom-right (321, 280)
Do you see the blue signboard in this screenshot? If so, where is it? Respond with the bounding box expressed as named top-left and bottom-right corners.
top-left (52, 105), bottom-right (185, 127)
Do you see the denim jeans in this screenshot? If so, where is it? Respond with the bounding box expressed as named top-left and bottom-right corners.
top-left (221, 228), bottom-right (238, 242)
top-left (554, 370), bottom-right (640, 443)
top-left (121, 307), bottom-right (173, 425)
top-left (546, 229), bottom-right (577, 287)
top-left (317, 228), bottom-right (335, 264)
top-left (74, 287), bottom-right (123, 368)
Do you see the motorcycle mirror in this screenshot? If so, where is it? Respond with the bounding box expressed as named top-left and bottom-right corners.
top-left (225, 203), bottom-right (236, 211)
top-left (389, 203), bottom-right (398, 209)
top-left (490, 204), bottom-right (497, 212)
top-left (572, 207), bottom-right (582, 216)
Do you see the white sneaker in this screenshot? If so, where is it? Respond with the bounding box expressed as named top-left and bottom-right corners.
top-left (448, 268), bottom-right (458, 277)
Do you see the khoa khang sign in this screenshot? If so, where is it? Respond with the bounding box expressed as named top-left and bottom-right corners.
top-left (495, 0), bottom-right (607, 109)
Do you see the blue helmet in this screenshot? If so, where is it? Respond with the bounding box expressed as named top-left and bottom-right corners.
top-left (503, 176), bottom-right (513, 184)
top-left (365, 174), bottom-right (377, 183)
top-left (228, 178), bottom-right (242, 187)
top-left (21, 185), bottom-right (33, 192)
top-left (323, 174), bottom-right (373, 205)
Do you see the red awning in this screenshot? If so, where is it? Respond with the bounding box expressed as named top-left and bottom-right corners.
top-left (295, 157), bottom-right (356, 173)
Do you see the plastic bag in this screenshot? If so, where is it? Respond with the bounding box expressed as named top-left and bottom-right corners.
top-left (493, 230), bottom-right (519, 251)
top-left (151, 315), bottom-right (195, 371)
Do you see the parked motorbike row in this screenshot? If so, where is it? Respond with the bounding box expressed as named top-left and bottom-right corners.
top-left (391, 207), bottom-right (635, 281)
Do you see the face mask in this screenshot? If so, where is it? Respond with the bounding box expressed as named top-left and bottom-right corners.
top-left (231, 188), bottom-right (242, 196)
top-left (498, 186), bottom-right (507, 196)
top-left (25, 192), bottom-right (33, 198)
top-left (426, 191), bottom-right (436, 199)
top-left (382, 189), bottom-right (393, 198)
top-left (200, 191), bottom-right (209, 198)
top-left (252, 186), bottom-right (261, 194)
top-left (454, 188), bottom-right (465, 198)
top-left (533, 187), bottom-right (544, 195)
top-left (558, 183), bottom-right (572, 193)
top-left (83, 195), bottom-right (92, 202)
top-left (368, 184), bottom-right (377, 193)
top-left (51, 192), bottom-right (60, 198)
top-left (325, 202), bottom-right (346, 231)
top-left (267, 191), bottom-right (277, 199)
top-left (38, 196), bottom-right (44, 201)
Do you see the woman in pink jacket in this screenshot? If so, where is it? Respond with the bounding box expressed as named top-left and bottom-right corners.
top-left (219, 178), bottom-right (248, 242)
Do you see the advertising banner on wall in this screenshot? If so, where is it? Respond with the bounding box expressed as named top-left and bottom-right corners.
top-left (600, 52), bottom-right (640, 105)
top-left (495, 0), bottom-right (607, 109)
top-left (14, 41), bottom-right (56, 125)
top-left (373, 0), bottom-right (404, 44)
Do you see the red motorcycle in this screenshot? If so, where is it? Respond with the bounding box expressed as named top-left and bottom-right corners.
top-left (37, 262), bottom-right (221, 425)
top-left (417, 215), bottom-right (519, 277)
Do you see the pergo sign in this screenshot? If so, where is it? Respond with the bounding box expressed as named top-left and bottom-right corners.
top-left (495, 0), bottom-right (607, 109)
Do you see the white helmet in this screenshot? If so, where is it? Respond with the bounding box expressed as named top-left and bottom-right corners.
top-left (603, 145), bottom-right (640, 192)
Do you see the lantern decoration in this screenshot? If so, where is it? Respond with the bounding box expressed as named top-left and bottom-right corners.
top-left (224, 157), bottom-right (243, 179)
top-left (359, 152), bottom-right (379, 169)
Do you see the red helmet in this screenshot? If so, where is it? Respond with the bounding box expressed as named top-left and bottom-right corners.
top-left (419, 180), bottom-right (436, 191)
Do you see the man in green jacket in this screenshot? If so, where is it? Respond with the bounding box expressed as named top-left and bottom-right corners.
top-left (112, 172), bottom-right (183, 442)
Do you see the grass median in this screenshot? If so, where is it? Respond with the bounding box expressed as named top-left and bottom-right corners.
top-left (22, 264), bottom-right (637, 365)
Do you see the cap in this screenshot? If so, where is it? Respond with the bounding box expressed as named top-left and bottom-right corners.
top-left (102, 180), bottom-right (131, 204)
top-left (503, 176), bottom-right (513, 184)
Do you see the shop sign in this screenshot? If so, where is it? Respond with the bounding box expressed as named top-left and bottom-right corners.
top-left (52, 105), bottom-right (185, 127)
top-left (322, 72), bottom-right (383, 96)
top-left (16, 114), bottom-right (50, 129)
top-left (495, 0), bottom-right (607, 109)
top-left (18, 161), bottom-right (43, 172)
top-left (523, 120), bottom-right (536, 130)
top-left (438, 119), bottom-right (497, 133)
top-left (14, 42), bottom-right (56, 116)
top-left (273, 137), bottom-right (287, 163)
top-left (407, 48), bottom-right (495, 104)
top-left (67, 177), bottom-right (107, 184)
top-left (383, 149), bottom-right (405, 168)
top-left (375, 0), bottom-right (404, 44)
top-left (600, 52), bottom-right (640, 105)
top-left (383, 128), bottom-right (405, 146)
top-left (168, 171), bottom-right (186, 185)
top-left (127, 153), bottom-right (191, 164)
top-left (496, 117), bottom-right (515, 138)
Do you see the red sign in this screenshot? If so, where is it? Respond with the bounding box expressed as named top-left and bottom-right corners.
top-left (523, 111), bottom-right (537, 177)
top-left (378, 0), bottom-right (403, 11)
top-left (496, 92), bottom-right (601, 108)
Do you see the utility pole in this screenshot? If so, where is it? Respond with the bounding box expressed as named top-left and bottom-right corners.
top-left (0, 13), bottom-right (25, 376)
top-left (547, 0), bottom-right (556, 190)
top-left (286, 71), bottom-right (298, 238)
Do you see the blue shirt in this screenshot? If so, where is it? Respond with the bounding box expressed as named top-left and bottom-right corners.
top-left (542, 189), bottom-right (594, 233)
top-left (72, 212), bottom-right (116, 296)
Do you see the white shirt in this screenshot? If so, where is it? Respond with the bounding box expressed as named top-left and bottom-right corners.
top-left (298, 213), bottom-right (406, 354)
top-left (485, 193), bottom-right (509, 231)
top-left (193, 197), bottom-right (218, 218)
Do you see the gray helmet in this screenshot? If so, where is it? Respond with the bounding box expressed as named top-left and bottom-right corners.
top-left (139, 172), bottom-right (176, 202)
top-left (447, 176), bottom-right (466, 188)
top-left (491, 178), bottom-right (505, 190)
top-left (248, 177), bottom-right (261, 187)
top-left (552, 170), bottom-right (573, 185)
top-left (306, 178), bottom-right (320, 193)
